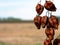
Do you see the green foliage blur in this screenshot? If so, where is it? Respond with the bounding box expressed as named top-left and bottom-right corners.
top-left (0, 17), bottom-right (33, 23)
top-left (0, 16), bottom-right (60, 23)
top-left (0, 17), bottom-right (22, 22)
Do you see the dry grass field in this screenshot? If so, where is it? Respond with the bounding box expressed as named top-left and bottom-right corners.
top-left (0, 22), bottom-right (60, 45)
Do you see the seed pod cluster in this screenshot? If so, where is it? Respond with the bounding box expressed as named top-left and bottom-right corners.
top-left (36, 0), bottom-right (56, 15)
top-left (34, 0), bottom-right (59, 45)
top-left (34, 15), bottom-right (59, 45)
top-left (34, 15), bottom-right (59, 29)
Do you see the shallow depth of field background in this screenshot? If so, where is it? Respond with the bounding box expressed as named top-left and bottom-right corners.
top-left (0, 0), bottom-right (60, 45)
top-left (0, 20), bottom-right (60, 45)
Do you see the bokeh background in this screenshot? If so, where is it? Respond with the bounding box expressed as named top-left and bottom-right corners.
top-left (0, 0), bottom-right (60, 45)
top-left (0, 0), bottom-right (60, 20)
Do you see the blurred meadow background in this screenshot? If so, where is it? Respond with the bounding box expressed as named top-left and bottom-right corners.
top-left (0, 0), bottom-right (60, 45)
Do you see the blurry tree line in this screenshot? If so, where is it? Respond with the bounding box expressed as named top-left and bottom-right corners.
top-left (0, 16), bottom-right (60, 23)
top-left (0, 17), bottom-right (22, 22)
top-left (57, 16), bottom-right (60, 20)
top-left (57, 16), bottom-right (60, 22)
top-left (0, 17), bottom-right (33, 23)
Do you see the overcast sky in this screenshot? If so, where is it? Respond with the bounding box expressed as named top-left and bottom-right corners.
top-left (0, 0), bottom-right (60, 20)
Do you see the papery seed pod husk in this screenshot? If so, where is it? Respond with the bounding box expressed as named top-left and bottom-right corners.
top-left (48, 15), bottom-right (59, 29)
top-left (36, 4), bottom-right (44, 15)
top-left (41, 16), bottom-right (48, 28)
top-left (44, 1), bottom-right (56, 11)
top-left (44, 39), bottom-right (52, 45)
top-left (48, 35), bottom-right (54, 40)
top-left (45, 28), bottom-right (55, 36)
top-left (34, 15), bottom-right (41, 29)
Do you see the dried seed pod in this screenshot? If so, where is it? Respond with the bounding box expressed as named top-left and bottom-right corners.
top-left (48, 15), bottom-right (59, 29)
top-left (48, 35), bottom-right (54, 40)
top-left (41, 16), bottom-right (48, 28)
top-left (36, 4), bottom-right (44, 15)
top-left (34, 15), bottom-right (41, 29)
top-left (45, 28), bottom-right (55, 36)
top-left (44, 1), bottom-right (56, 11)
top-left (47, 23), bottom-right (51, 28)
top-left (44, 39), bottom-right (52, 45)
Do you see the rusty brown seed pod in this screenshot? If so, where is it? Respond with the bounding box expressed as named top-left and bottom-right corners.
top-left (44, 1), bottom-right (56, 11)
top-left (48, 35), bottom-right (54, 40)
top-left (34, 15), bottom-right (41, 29)
top-left (48, 15), bottom-right (59, 29)
top-left (41, 16), bottom-right (48, 28)
top-left (44, 39), bottom-right (52, 45)
top-left (45, 28), bottom-right (55, 37)
top-left (36, 4), bottom-right (44, 15)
